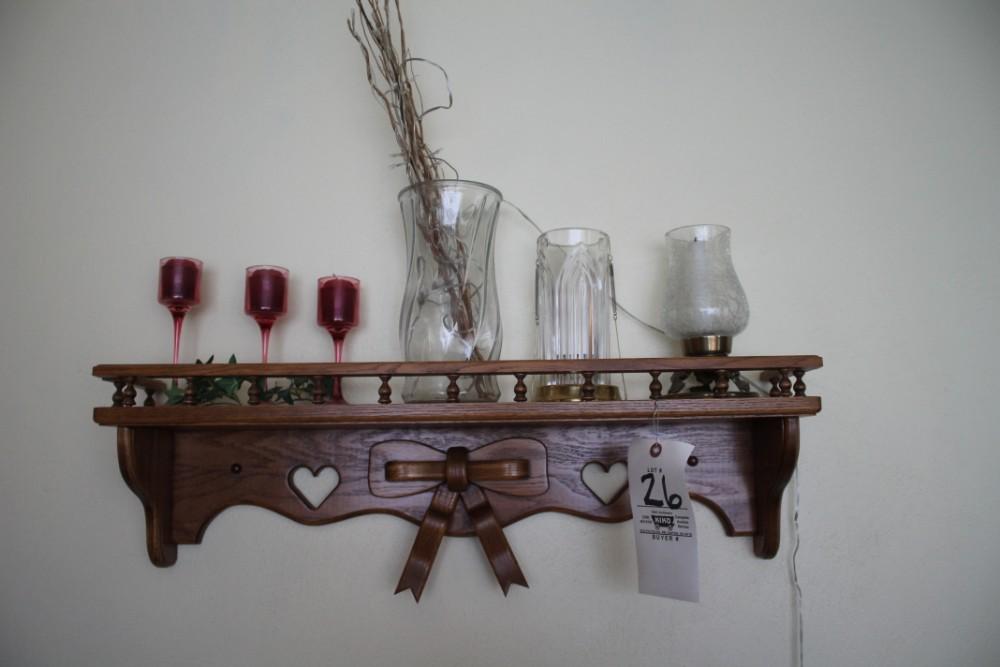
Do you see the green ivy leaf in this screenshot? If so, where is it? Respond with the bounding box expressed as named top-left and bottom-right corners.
top-left (165, 356), bottom-right (333, 406)
top-left (165, 385), bottom-right (185, 405)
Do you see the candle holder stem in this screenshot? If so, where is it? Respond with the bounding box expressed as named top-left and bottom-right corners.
top-left (259, 322), bottom-right (274, 364)
top-left (331, 334), bottom-right (346, 403)
top-left (170, 310), bottom-right (186, 365)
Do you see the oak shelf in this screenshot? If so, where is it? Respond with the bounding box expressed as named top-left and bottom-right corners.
top-left (93, 355), bottom-right (822, 600)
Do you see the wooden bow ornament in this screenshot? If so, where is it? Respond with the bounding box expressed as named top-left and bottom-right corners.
top-left (369, 438), bottom-right (548, 602)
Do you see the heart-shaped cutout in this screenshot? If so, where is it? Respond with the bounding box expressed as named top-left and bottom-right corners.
top-left (289, 465), bottom-right (340, 510)
top-left (581, 461), bottom-right (628, 505)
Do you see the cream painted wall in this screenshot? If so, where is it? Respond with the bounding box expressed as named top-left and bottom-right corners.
top-left (2, 1), bottom-right (999, 665)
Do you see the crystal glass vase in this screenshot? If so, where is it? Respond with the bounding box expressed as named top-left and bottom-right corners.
top-left (534, 228), bottom-right (621, 401)
top-left (663, 224), bottom-right (749, 355)
top-left (398, 180), bottom-right (503, 402)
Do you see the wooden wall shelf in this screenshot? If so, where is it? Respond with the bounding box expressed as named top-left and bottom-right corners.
top-left (93, 356), bottom-right (822, 601)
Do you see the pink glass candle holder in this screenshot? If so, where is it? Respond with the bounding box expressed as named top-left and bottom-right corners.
top-left (317, 275), bottom-right (361, 402)
top-left (158, 257), bottom-right (203, 364)
top-left (244, 265), bottom-right (289, 364)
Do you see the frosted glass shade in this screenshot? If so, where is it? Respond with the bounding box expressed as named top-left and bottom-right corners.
top-left (663, 225), bottom-right (749, 352)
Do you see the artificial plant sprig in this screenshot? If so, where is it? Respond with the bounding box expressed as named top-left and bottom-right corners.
top-left (164, 355), bottom-right (330, 406)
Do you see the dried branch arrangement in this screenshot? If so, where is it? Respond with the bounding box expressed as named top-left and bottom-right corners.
top-left (348, 0), bottom-right (492, 377)
top-left (347, 0), bottom-right (451, 187)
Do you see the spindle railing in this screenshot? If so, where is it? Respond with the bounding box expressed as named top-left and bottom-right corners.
top-left (95, 355), bottom-right (821, 408)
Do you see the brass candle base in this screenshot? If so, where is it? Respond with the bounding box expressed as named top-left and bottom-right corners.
top-left (683, 335), bottom-right (732, 356)
top-left (534, 384), bottom-right (622, 402)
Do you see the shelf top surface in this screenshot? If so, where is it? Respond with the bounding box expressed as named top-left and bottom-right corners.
top-left (93, 355), bottom-right (823, 379)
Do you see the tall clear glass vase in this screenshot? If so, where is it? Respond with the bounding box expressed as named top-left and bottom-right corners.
top-left (398, 180), bottom-right (503, 402)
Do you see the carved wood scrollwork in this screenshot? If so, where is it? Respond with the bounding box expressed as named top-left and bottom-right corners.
top-left (115, 417), bottom-right (801, 581)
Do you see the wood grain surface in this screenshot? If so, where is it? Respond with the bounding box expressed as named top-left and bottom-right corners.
top-left (117, 428), bottom-right (176, 566)
top-left (165, 420), bottom-right (760, 545)
top-left (94, 355), bottom-right (823, 380)
top-left (95, 396), bottom-right (820, 428)
top-left (101, 360), bottom-right (817, 583)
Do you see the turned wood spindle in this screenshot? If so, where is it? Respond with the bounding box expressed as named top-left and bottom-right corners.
top-left (183, 378), bottom-right (196, 405)
top-left (143, 386), bottom-right (156, 407)
top-left (581, 371), bottom-right (596, 402)
top-left (713, 370), bottom-right (730, 397)
top-left (112, 379), bottom-right (125, 407)
top-left (247, 378), bottom-right (261, 405)
top-left (779, 369), bottom-right (792, 397)
top-left (513, 374), bottom-right (528, 402)
top-left (446, 375), bottom-right (460, 403)
top-left (122, 377), bottom-right (137, 407)
top-left (769, 372), bottom-right (781, 397)
top-left (312, 375), bottom-right (326, 404)
top-left (649, 371), bottom-right (663, 400)
top-left (378, 375), bottom-right (393, 405)
top-left (793, 369), bottom-right (806, 397)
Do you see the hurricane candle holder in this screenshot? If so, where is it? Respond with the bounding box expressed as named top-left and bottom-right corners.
top-left (663, 225), bottom-right (749, 356)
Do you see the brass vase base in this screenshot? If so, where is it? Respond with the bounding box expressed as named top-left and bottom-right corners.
top-left (534, 384), bottom-right (621, 402)
top-left (683, 335), bottom-right (732, 356)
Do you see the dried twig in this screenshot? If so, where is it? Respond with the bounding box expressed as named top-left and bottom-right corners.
top-left (348, 0), bottom-right (488, 370)
top-left (347, 0), bottom-right (445, 186)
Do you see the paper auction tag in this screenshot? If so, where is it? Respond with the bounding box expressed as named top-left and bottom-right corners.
top-left (628, 439), bottom-right (699, 602)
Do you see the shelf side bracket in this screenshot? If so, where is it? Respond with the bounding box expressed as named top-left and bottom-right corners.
top-left (752, 417), bottom-right (799, 558)
top-left (117, 427), bottom-right (177, 566)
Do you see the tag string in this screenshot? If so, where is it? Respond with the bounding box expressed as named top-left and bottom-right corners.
top-left (652, 399), bottom-right (661, 446)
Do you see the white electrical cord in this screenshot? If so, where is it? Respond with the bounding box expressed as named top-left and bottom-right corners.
top-left (747, 376), bottom-right (805, 667)
top-left (791, 468), bottom-right (804, 667)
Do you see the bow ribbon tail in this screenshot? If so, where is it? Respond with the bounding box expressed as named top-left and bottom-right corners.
top-left (395, 486), bottom-right (460, 602)
top-left (460, 485), bottom-right (529, 595)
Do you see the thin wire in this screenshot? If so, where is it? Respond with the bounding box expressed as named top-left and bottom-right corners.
top-left (614, 313), bottom-right (628, 400)
top-left (791, 468), bottom-right (804, 667)
top-left (749, 375), bottom-right (805, 667)
top-left (616, 301), bottom-right (666, 336)
top-left (504, 200), bottom-right (545, 235)
top-left (504, 199), bottom-right (666, 338)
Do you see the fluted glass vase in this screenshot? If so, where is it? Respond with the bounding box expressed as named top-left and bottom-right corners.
top-left (398, 180), bottom-right (503, 402)
top-left (534, 227), bottom-right (621, 401)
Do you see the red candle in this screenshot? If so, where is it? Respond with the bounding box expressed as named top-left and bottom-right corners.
top-left (317, 275), bottom-right (360, 339)
top-left (245, 266), bottom-right (288, 321)
top-left (158, 257), bottom-right (202, 311)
